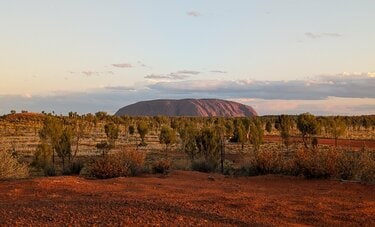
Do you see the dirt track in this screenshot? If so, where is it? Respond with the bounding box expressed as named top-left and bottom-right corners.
top-left (264, 135), bottom-right (375, 149)
top-left (0, 171), bottom-right (374, 226)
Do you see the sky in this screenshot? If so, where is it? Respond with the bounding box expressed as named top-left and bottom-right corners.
top-left (0, 0), bottom-right (374, 115)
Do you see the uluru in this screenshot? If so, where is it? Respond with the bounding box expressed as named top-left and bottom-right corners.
top-left (115, 99), bottom-right (257, 117)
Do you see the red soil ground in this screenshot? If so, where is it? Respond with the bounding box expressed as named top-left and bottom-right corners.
top-left (264, 135), bottom-right (375, 149)
top-left (0, 171), bottom-right (374, 226)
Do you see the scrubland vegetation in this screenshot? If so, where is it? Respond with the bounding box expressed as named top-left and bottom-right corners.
top-left (0, 111), bottom-right (374, 183)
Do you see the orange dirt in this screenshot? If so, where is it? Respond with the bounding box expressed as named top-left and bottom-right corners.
top-left (264, 135), bottom-right (375, 149)
top-left (0, 171), bottom-right (374, 226)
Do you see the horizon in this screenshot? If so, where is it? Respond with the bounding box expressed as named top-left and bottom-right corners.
top-left (1, 1), bottom-right (374, 116)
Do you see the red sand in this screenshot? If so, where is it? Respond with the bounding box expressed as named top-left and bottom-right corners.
top-left (0, 171), bottom-right (374, 226)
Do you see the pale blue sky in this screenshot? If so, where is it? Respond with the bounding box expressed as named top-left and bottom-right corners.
top-left (0, 1), bottom-right (374, 115)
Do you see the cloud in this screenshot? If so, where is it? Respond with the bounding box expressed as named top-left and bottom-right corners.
top-left (148, 72), bottom-right (375, 100)
top-left (81, 71), bottom-right (114, 76)
top-left (144, 70), bottom-right (199, 81)
top-left (187, 11), bottom-right (201, 17)
top-left (210, 70), bottom-right (227, 74)
top-left (1, 72), bottom-right (374, 116)
top-left (82, 71), bottom-right (99, 76)
top-left (177, 70), bottom-right (200, 75)
top-left (232, 97), bottom-right (375, 116)
top-left (112, 63), bottom-right (133, 68)
top-left (305, 32), bottom-right (342, 39)
top-left (145, 73), bottom-right (190, 80)
top-left (104, 86), bottom-right (136, 91)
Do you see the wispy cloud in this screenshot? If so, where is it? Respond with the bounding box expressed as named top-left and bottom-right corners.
top-left (144, 70), bottom-right (200, 81)
top-left (210, 70), bottom-right (227, 74)
top-left (145, 73), bottom-right (190, 80)
top-left (112, 63), bottom-right (133, 68)
top-left (105, 86), bottom-right (136, 91)
top-left (82, 71), bottom-right (99, 76)
top-left (187, 11), bottom-right (201, 17)
top-left (176, 70), bottom-right (200, 75)
top-left (305, 32), bottom-right (342, 39)
top-left (81, 71), bottom-right (114, 76)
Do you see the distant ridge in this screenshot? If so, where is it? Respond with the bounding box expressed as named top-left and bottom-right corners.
top-left (115, 99), bottom-right (257, 117)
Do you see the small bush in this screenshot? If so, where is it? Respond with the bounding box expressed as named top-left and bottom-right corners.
top-left (236, 150), bottom-right (284, 176)
top-left (336, 151), bottom-right (360, 180)
top-left (292, 148), bottom-right (338, 179)
top-left (43, 164), bottom-right (57, 176)
top-left (0, 151), bottom-right (29, 180)
top-left (191, 159), bottom-right (217, 172)
top-left (152, 159), bottom-right (171, 174)
top-left (62, 161), bottom-right (84, 175)
top-left (358, 150), bottom-right (375, 184)
top-left (88, 150), bottom-right (145, 179)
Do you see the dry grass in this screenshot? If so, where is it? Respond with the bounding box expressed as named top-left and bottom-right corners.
top-left (0, 150), bottom-right (29, 180)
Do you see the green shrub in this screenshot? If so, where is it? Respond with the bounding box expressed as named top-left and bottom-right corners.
top-left (152, 159), bottom-right (171, 174)
top-left (0, 151), bottom-right (29, 180)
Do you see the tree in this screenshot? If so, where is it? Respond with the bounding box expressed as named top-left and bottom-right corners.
top-left (72, 118), bottom-right (88, 161)
top-left (38, 116), bottom-right (74, 169)
top-left (248, 118), bottom-right (263, 151)
top-left (265, 121), bottom-right (272, 133)
top-left (137, 121), bottom-right (149, 146)
top-left (179, 123), bottom-right (199, 161)
top-left (327, 116), bottom-right (347, 147)
top-left (159, 126), bottom-right (176, 152)
top-left (104, 122), bottom-right (119, 148)
top-left (54, 127), bottom-right (73, 169)
top-left (297, 113), bottom-right (320, 148)
top-left (278, 115), bottom-right (293, 149)
top-left (230, 119), bottom-right (247, 150)
top-left (96, 141), bottom-right (111, 157)
top-left (39, 116), bottom-right (64, 165)
top-left (195, 126), bottom-right (220, 167)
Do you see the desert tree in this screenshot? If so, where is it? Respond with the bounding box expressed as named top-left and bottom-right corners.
top-left (265, 120), bottom-right (272, 133)
top-left (277, 115), bottom-right (293, 150)
top-left (39, 116), bottom-right (63, 165)
top-left (297, 113), bottom-right (320, 148)
top-left (104, 122), bottom-right (119, 148)
top-left (327, 116), bottom-right (347, 147)
top-left (248, 117), bottom-right (264, 151)
top-left (230, 119), bottom-right (247, 150)
top-left (179, 123), bottom-right (199, 161)
top-left (137, 121), bottom-right (149, 146)
top-left (159, 125), bottom-right (176, 153)
top-left (54, 127), bottom-right (73, 169)
top-left (195, 126), bottom-right (220, 168)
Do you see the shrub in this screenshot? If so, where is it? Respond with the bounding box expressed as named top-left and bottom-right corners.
top-left (336, 151), bottom-right (360, 180)
top-left (292, 148), bottom-right (339, 179)
top-left (88, 150), bottom-right (145, 179)
top-left (43, 164), bottom-right (57, 176)
top-left (152, 159), bottom-right (171, 174)
top-left (358, 150), bottom-right (375, 184)
top-left (0, 151), bottom-right (29, 180)
top-left (191, 159), bottom-right (217, 172)
top-left (62, 161), bottom-right (84, 175)
top-left (236, 150), bottom-right (284, 176)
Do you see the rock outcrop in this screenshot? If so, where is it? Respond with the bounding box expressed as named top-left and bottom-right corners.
top-left (115, 99), bottom-right (257, 117)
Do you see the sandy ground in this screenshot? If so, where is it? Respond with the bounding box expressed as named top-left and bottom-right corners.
top-left (0, 171), bottom-right (374, 226)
